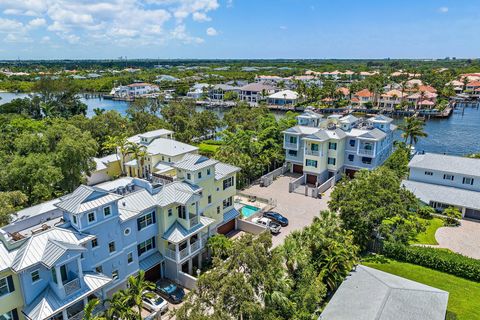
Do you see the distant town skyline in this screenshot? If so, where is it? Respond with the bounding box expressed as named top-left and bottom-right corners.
top-left (0, 0), bottom-right (479, 60)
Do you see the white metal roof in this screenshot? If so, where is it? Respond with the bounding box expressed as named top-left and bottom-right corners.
top-left (408, 153), bottom-right (480, 177)
top-left (214, 162), bottom-right (241, 180)
top-left (155, 181), bottom-right (202, 207)
top-left (268, 89), bottom-right (299, 100)
top-left (55, 185), bottom-right (122, 214)
top-left (118, 190), bottom-right (157, 222)
top-left (162, 216), bottom-right (214, 243)
top-left (146, 138), bottom-right (198, 157)
top-left (11, 198), bottom-right (61, 223)
top-left (173, 154), bottom-right (218, 171)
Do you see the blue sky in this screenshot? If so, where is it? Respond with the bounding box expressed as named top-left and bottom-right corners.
top-left (0, 0), bottom-right (479, 59)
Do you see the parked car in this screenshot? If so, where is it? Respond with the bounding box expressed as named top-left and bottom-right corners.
top-left (263, 211), bottom-right (289, 226)
top-left (252, 217), bottom-right (281, 234)
top-left (142, 291), bottom-right (168, 313)
top-left (155, 281), bottom-right (186, 304)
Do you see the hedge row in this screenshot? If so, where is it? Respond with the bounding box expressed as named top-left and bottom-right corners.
top-left (383, 241), bottom-right (480, 282)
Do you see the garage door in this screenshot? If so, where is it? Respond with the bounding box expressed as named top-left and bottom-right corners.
top-left (292, 164), bottom-right (303, 174)
top-left (144, 264), bottom-right (161, 282)
top-left (465, 208), bottom-right (480, 220)
top-left (217, 219), bottom-right (235, 235)
top-left (306, 174), bottom-right (317, 185)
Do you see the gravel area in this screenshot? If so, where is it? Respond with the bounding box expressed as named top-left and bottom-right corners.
top-left (435, 219), bottom-right (480, 259)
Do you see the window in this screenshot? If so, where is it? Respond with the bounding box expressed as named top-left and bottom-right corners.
top-left (108, 241), bottom-right (116, 253)
top-left (348, 154), bottom-right (354, 162)
top-left (208, 195), bottom-right (212, 204)
top-left (328, 157), bottom-right (336, 165)
top-left (91, 238), bottom-right (98, 248)
top-left (288, 150), bottom-right (297, 156)
top-left (361, 157), bottom-right (372, 165)
top-left (51, 265), bottom-right (67, 284)
top-left (0, 276), bottom-right (14, 297)
top-left (187, 173), bottom-right (191, 180)
top-left (168, 208), bottom-right (173, 217)
top-left (424, 171), bottom-right (433, 176)
top-left (124, 228), bottom-right (131, 236)
top-left (349, 139), bottom-right (355, 147)
top-left (95, 266), bottom-right (103, 273)
top-left (310, 143), bottom-right (319, 151)
top-left (0, 310), bottom-right (17, 320)
top-left (198, 172), bottom-right (202, 179)
top-left (289, 136), bottom-right (297, 144)
top-left (127, 252), bottom-right (133, 264)
top-left (72, 215), bottom-right (77, 225)
top-left (177, 206), bottom-right (187, 219)
top-left (305, 159), bottom-right (318, 168)
top-left (137, 237), bottom-right (156, 256)
top-left (87, 212), bottom-right (96, 223)
top-left (217, 206), bottom-right (221, 215)
top-left (31, 270), bottom-right (40, 283)
top-left (207, 168), bottom-right (211, 175)
top-left (223, 197), bottom-right (233, 209)
top-left (328, 142), bottom-right (337, 150)
top-left (223, 177), bottom-right (234, 190)
top-left (463, 177), bottom-right (474, 185)
top-left (137, 212), bottom-right (156, 230)
top-left (443, 174), bottom-right (454, 181)
top-left (103, 206), bottom-right (111, 217)
top-left (112, 270), bottom-right (119, 280)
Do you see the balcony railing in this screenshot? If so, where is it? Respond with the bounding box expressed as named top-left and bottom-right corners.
top-left (166, 248), bottom-right (176, 260)
top-left (189, 215), bottom-right (199, 228)
top-left (305, 149), bottom-right (320, 156)
top-left (64, 278), bottom-right (81, 296)
top-left (358, 148), bottom-right (374, 156)
top-left (69, 311), bottom-right (84, 320)
top-left (202, 234), bottom-right (208, 245)
top-left (179, 247), bottom-right (189, 260)
top-left (283, 142), bottom-right (299, 149)
top-left (190, 240), bottom-right (201, 253)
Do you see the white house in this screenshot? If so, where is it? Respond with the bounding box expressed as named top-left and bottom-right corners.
top-left (267, 90), bottom-right (299, 106)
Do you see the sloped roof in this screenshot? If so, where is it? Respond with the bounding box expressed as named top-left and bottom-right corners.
top-left (173, 154), bottom-right (218, 171)
top-left (408, 153), bottom-right (480, 177)
top-left (11, 198), bottom-right (61, 223)
top-left (155, 181), bottom-right (202, 207)
top-left (268, 90), bottom-right (299, 100)
top-left (355, 89), bottom-right (373, 97)
top-left (283, 125), bottom-right (321, 135)
top-left (118, 189), bottom-right (157, 222)
top-left (11, 227), bottom-right (93, 272)
top-left (239, 83), bottom-right (275, 92)
top-left (214, 162), bottom-right (241, 180)
top-left (55, 185), bottom-right (122, 214)
top-left (320, 265), bottom-right (448, 320)
top-left (162, 216), bottom-right (215, 243)
top-left (340, 114), bottom-right (359, 124)
top-left (146, 138), bottom-right (198, 157)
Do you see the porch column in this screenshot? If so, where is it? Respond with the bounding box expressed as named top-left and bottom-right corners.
top-left (188, 259), bottom-right (193, 275)
top-left (373, 142), bottom-right (377, 156)
top-left (175, 243), bottom-right (179, 261)
top-left (56, 266), bottom-right (63, 290)
top-left (187, 238), bottom-right (191, 255)
top-left (77, 257), bottom-right (83, 278)
top-left (196, 201), bottom-right (199, 215)
top-left (61, 309), bottom-right (68, 320)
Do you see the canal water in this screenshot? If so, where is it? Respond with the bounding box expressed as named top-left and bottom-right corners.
top-left (1, 92), bottom-right (479, 156)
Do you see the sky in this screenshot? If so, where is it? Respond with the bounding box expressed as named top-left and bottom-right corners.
top-left (0, 0), bottom-right (479, 60)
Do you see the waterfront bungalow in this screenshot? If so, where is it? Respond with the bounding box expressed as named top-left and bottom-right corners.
top-left (402, 153), bottom-right (480, 219)
top-left (239, 83), bottom-right (276, 105)
top-left (267, 90), bottom-right (299, 106)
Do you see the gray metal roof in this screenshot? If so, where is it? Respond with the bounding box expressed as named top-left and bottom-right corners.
top-left (24, 272), bottom-right (112, 320)
top-left (155, 181), bottom-right (202, 207)
top-left (215, 162), bottom-right (241, 180)
top-left (162, 216), bottom-right (214, 243)
top-left (55, 185), bottom-right (122, 214)
top-left (173, 154), bottom-right (218, 171)
top-left (409, 153), bottom-right (480, 177)
top-left (402, 180), bottom-right (480, 210)
top-left (11, 198), bottom-right (61, 223)
top-left (118, 189), bottom-right (157, 222)
top-left (223, 208), bottom-right (240, 223)
top-left (239, 83), bottom-right (275, 92)
top-left (139, 251), bottom-right (165, 271)
top-left (284, 125), bottom-right (322, 135)
top-left (146, 138), bottom-right (198, 157)
top-left (10, 227), bottom-right (94, 272)
top-left (320, 265), bottom-right (448, 320)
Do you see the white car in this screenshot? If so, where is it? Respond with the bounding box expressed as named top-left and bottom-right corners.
top-left (142, 291), bottom-right (168, 314)
top-left (252, 217), bottom-right (281, 234)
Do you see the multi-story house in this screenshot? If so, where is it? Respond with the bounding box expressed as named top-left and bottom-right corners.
top-left (379, 89), bottom-right (407, 109)
top-left (351, 89), bottom-right (373, 107)
top-left (110, 83), bottom-right (160, 98)
top-left (267, 90), bottom-right (299, 106)
top-left (239, 83), bottom-right (276, 104)
top-left (402, 153), bottom-right (480, 219)
top-left (0, 154), bottom-right (240, 320)
top-left (208, 84), bottom-right (241, 101)
top-left (283, 110), bottom-right (396, 185)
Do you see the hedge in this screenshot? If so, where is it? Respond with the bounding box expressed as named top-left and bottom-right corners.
top-left (383, 241), bottom-right (480, 282)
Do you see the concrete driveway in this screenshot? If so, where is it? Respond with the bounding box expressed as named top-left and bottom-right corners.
top-left (240, 174), bottom-right (331, 247)
top-left (435, 219), bottom-right (480, 259)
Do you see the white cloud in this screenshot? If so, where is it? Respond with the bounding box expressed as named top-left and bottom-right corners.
top-left (439, 6), bottom-right (448, 13)
top-left (0, 17), bottom-right (23, 31)
top-left (27, 18), bottom-right (46, 28)
top-left (206, 26), bottom-right (217, 36)
top-left (193, 12), bottom-right (211, 21)
top-left (171, 23), bottom-right (204, 43)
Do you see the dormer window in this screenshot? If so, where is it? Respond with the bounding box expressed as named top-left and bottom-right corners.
top-left (87, 212), bottom-right (96, 224)
top-left (198, 172), bottom-right (202, 179)
top-left (103, 206), bottom-right (111, 217)
top-left (207, 168), bottom-right (211, 175)
top-left (187, 173), bottom-right (191, 180)
top-left (72, 215), bottom-right (77, 225)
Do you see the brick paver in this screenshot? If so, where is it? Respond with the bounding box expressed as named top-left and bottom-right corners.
top-left (435, 220), bottom-right (480, 259)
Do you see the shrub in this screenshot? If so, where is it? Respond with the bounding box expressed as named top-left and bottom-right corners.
top-left (417, 206), bottom-right (435, 219)
top-left (383, 242), bottom-right (480, 282)
top-left (443, 207), bottom-right (461, 227)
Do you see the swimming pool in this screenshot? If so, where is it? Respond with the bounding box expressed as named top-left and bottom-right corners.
top-left (241, 204), bottom-right (261, 218)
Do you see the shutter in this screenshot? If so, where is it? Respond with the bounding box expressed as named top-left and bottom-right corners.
top-left (152, 212), bottom-right (156, 224)
top-left (137, 244), bottom-right (141, 256)
top-left (7, 275), bottom-right (14, 293)
top-left (137, 218), bottom-right (141, 231)
top-left (152, 237), bottom-right (156, 249)
top-left (12, 309), bottom-right (19, 320)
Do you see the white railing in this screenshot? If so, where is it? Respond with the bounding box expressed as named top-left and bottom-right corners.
top-left (190, 241), bottom-right (201, 253)
top-left (358, 148), bottom-right (374, 156)
top-left (64, 278), bottom-right (81, 296)
top-left (189, 215), bottom-right (199, 228)
top-left (165, 248), bottom-right (177, 260)
top-left (68, 311), bottom-right (84, 320)
top-left (179, 247), bottom-right (189, 260)
top-left (305, 149), bottom-right (320, 156)
top-left (283, 142), bottom-right (298, 149)
top-left (202, 234), bottom-right (208, 245)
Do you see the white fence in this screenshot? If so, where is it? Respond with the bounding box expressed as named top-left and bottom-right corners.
top-left (260, 164), bottom-right (288, 187)
top-left (177, 271), bottom-right (198, 290)
top-left (237, 219), bottom-right (268, 235)
top-left (288, 174), bottom-right (305, 193)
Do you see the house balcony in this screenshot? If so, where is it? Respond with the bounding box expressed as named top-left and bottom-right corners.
top-left (63, 278), bottom-right (81, 296)
top-left (165, 235), bottom-right (206, 263)
top-left (357, 148), bottom-right (375, 156)
top-left (305, 149), bottom-right (321, 157)
top-left (283, 142), bottom-right (299, 150)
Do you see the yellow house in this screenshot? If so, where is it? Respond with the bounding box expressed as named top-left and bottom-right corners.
top-left (0, 268), bottom-right (24, 320)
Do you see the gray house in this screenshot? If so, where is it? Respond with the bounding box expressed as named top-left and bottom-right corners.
top-left (320, 265), bottom-right (449, 320)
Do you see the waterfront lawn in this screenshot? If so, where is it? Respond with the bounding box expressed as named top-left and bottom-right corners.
top-left (198, 141), bottom-right (221, 156)
top-left (364, 258), bottom-right (480, 320)
top-left (412, 217), bottom-right (444, 245)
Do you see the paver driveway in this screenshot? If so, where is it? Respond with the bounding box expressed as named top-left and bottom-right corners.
top-left (241, 174), bottom-right (331, 247)
top-left (435, 219), bottom-right (480, 259)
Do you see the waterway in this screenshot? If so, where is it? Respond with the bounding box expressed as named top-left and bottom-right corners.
top-left (1, 92), bottom-right (479, 156)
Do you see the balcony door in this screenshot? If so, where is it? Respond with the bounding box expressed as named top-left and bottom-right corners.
top-left (52, 264), bottom-right (68, 284)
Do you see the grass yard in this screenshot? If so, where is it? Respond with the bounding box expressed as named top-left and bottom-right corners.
top-left (412, 217), bottom-right (444, 245)
top-left (198, 142), bottom-right (221, 156)
top-left (364, 259), bottom-right (480, 320)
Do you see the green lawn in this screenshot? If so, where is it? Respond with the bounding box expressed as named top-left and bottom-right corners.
top-left (412, 217), bottom-right (444, 245)
top-left (198, 142), bottom-right (220, 155)
top-left (364, 259), bottom-right (480, 320)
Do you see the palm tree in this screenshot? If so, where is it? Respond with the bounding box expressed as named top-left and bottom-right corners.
top-left (82, 299), bottom-right (105, 320)
top-left (103, 135), bottom-right (129, 175)
top-left (104, 291), bottom-right (137, 320)
top-left (126, 270), bottom-right (156, 320)
top-left (399, 116), bottom-right (428, 146)
top-left (126, 142), bottom-right (147, 178)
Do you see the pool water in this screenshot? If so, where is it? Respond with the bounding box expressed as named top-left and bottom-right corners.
top-left (241, 204), bottom-right (261, 218)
